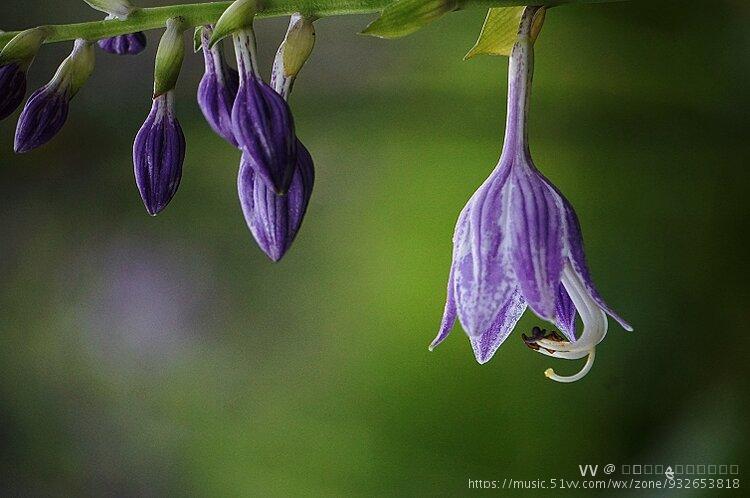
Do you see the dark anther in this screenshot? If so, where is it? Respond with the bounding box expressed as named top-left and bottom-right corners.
top-left (522, 326), bottom-right (565, 352)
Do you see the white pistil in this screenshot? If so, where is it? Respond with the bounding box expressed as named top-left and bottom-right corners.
top-left (545, 348), bottom-right (596, 383)
top-left (531, 263), bottom-right (608, 382)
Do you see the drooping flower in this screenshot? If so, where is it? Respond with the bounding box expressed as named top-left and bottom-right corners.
top-left (132, 17), bottom-right (187, 215)
top-left (236, 14), bottom-right (317, 261)
top-left (430, 7), bottom-right (632, 383)
top-left (14, 39), bottom-right (95, 153)
top-left (197, 25), bottom-right (239, 146)
top-left (0, 28), bottom-right (49, 121)
top-left (232, 29), bottom-right (297, 195)
top-left (98, 32), bottom-right (147, 55)
top-left (133, 91), bottom-right (185, 216)
top-left (238, 139), bottom-right (314, 261)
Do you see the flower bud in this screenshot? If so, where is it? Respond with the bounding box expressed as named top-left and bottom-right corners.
top-left (153, 17), bottom-right (186, 98)
top-left (238, 139), bottom-right (315, 261)
top-left (232, 31), bottom-right (297, 195)
top-left (98, 32), bottom-right (147, 55)
top-left (271, 14), bottom-right (315, 99)
top-left (210, 0), bottom-right (259, 47)
top-left (197, 26), bottom-right (239, 146)
top-left (133, 91), bottom-right (185, 215)
top-left (14, 39), bottom-right (95, 153)
top-left (0, 62), bottom-right (27, 120)
top-left (0, 28), bottom-right (50, 120)
top-left (83, 0), bottom-right (136, 20)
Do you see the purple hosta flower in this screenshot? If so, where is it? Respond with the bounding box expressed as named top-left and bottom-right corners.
top-left (15, 39), bottom-right (95, 153)
top-left (232, 30), bottom-right (297, 195)
top-left (238, 139), bottom-right (314, 261)
top-left (0, 62), bottom-right (26, 120)
top-left (98, 32), bottom-right (147, 55)
top-left (198, 26), bottom-right (239, 146)
top-left (430, 7), bottom-right (632, 383)
top-left (133, 91), bottom-right (186, 215)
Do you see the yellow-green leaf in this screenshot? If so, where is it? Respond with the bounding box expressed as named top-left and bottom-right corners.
top-left (464, 7), bottom-right (524, 60)
top-left (361, 0), bottom-right (458, 39)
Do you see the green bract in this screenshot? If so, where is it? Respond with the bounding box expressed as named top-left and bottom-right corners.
top-left (153, 17), bottom-right (187, 97)
top-left (0, 27), bottom-right (50, 68)
top-left (57, 40), bottom-right (96, 96)
top-left (465, 7), bottom-right (546, 59)
top-left (209, 0), bottom-right (260, 48)
top-left (83, 0), bottom-right (136, 20)
top-left (277, 15), bottom-right (315, 79)
top-left (361, 0), bottom-right (458, 39)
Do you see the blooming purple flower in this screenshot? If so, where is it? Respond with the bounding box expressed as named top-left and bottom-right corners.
top-left (238, 139), bottom-right (314, 261)
top-left (97, 32), bottom-right (147, 55)
top-left (430, 7), bottom-right (632, 383)
top-left (232, 30), bottom-right (297, 195)
top-left (133, 91), bottom-right (185, 215)
top-left (197, 26), bottom-right (239, 146)
top-left (0, 63), bottom-right (27, 120)
top-left (14, 39), bottom-right (95, 153)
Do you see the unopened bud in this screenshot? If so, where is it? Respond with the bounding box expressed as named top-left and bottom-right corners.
top-left (133, 91), bottom-right (185, 215)
top-left (98, 32), bottom-right (147, 55)
top-left (238, 138), bottom-right (315, 261)
top-left (197, 26), bottom-right (239, 146)
top-left (14, 39), bottom-right (95, 152)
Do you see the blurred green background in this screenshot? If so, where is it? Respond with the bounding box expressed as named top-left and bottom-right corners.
top-left (1, 1), bottom-right (748, 496)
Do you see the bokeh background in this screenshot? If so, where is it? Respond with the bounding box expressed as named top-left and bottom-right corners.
top-left (1, 0), bottom-right (748, 495)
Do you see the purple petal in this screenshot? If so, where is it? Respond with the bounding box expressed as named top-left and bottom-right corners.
top-left (238, 138), bottom-right (314, 261)
top-left (14, 84), bottom-right (70, 153)
top-left (0, 63), bottom-right (27, 121)
top-left (554, 283), bottom-right (577, 341)
top-left (197, 28), bottom-right (239, 146)
top-left (232, 75), bottom-right (297, 195)
top-left (97, 32), bottom-right (147, 55)
top-left (453, 164), bottom-right (516, 337)
top-left (562, 197), bottom-right (633, 331)
top-left (470, 289), bottom-right (527, 364)
top-left (133, 92), bottom-right (186, 215)
top-left (506, 163), bottom-right (564, 320)
top-left (429, 264), bottom-right (457, 351)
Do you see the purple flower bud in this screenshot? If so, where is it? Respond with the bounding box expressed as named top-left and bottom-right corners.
top-left (14, 83), bottom-right (70, 153)
top-left (0, 63), bottom-right (27, 120)
top-left (133, 91), bottom-right (186, 216)
top-left (238, 139), bottom-right (314, 261)
top-left (14, 39), bottom-right (95, 153)
top-left (197, 27), bottom-right (239, 146)
top-left (232, 30), bottom-right (297, 195)
top-left (97, 32), bottom-right (147, 55)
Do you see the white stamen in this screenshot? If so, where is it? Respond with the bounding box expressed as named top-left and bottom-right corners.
top-left (528, 262), bottom-right (608, 382)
